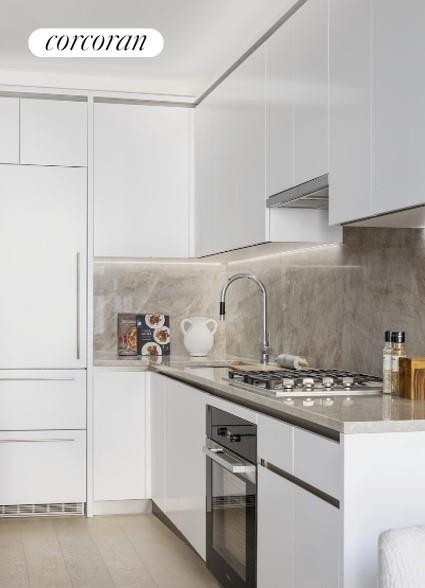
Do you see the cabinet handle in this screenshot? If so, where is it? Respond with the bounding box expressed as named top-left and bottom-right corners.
top-left (0, 378), bottom-right (75, 382)
top-left (76, 252), bottom-right (81, 360)
top-left (259, 459), bottom-right (340, 509)
top-left (0, 438), bottom-right (75, 443)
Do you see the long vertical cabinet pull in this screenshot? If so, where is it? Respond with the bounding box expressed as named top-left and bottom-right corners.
top-left (76, 252), bottom-right (81, 360)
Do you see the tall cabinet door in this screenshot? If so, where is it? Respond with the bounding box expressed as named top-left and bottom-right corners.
top-left (292, 0), bottom-right (329, 186)
top-left (329, 0), bottom-right (372, 224)
top-left (195, 46), bottom-right (266, 256)
top-left (372, 0), bottom-right (425, 215)
top-left (0, 166), bottom-right (87, 369)
top-left (265, 16), bottom-right (293, 198)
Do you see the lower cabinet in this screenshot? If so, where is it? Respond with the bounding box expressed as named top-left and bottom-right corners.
top-left (93, 370), bottom-right (149, 501)
top-left (293, 484), bottom-right (340, 588)
top-left (0, 430), bottom-right (86, 505)
top-left (257, 466), bottom-right (294, 588)
top-left (150, 373), bottom-right (207, 559)
top-left (0, 370), bottom-right (86, 507)
top-left (258, 464), bottom-right (340, 588)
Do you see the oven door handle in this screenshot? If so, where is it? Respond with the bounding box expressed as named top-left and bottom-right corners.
top-left (203, 444), bottom-right (256, 482)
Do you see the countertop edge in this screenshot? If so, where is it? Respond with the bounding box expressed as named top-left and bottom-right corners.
top-left (93, 359), bottom-right (425, 436)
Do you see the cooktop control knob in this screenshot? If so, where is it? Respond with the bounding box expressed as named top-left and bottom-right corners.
top-left (302, 377), bottom-right (314, 390)
top-left (342, 377), bottom-right (354, 389)
top-left (282, 378), bottom-right (295, 390)
top-left (322, 376), bottom-right (334, 389)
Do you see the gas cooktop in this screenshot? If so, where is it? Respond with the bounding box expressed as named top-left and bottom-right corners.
top-left (223, 367), bottom-right (383, 397)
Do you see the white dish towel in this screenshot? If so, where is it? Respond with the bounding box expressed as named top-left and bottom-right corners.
top-left (379, 526), bottom-right (425, 587)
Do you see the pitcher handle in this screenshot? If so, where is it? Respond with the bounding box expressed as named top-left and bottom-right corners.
top-left (206, 318), bottom-right (218, 335)
top-left (180, 318), bottom-right (192, 335)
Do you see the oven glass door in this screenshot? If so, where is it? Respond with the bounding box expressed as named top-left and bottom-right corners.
top-left (206, 444), bottom-right (256, 588)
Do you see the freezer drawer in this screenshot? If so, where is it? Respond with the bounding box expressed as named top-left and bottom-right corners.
top-left (0, 370), bottom-right (86, 430)
top-left (0, 430), bottom-right (86, 505)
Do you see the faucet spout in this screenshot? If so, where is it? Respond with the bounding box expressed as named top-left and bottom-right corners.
top-left (219, 273), bottom-right (271, 365)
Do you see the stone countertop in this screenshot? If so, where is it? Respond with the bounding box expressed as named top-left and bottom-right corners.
top-left (93, 355), bottom-right (425, 435)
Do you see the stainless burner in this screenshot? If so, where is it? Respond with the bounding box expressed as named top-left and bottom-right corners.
top-left (224, 367), bottom-right (382, 398)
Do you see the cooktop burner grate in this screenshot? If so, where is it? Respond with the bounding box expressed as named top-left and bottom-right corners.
top-left (225, 367), bottom-right (383, 397)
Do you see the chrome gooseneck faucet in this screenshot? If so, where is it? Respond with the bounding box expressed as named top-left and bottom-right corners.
top-left (219, 273), bottom-right (271, 365)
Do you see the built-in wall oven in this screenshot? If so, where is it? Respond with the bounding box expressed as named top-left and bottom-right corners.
top-left (204, 406), bottom-right (257, 588)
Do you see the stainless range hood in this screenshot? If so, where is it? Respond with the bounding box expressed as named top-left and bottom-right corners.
top-left (266, 174), bottom-right (329, 209)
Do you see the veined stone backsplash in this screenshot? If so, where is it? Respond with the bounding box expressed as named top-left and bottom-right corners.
top-left (94, 262), bottom-right (227, 358)
top-left (225, 227), bottom-right (425, 375)
top-left (94, 228), bottom-right (425, 375)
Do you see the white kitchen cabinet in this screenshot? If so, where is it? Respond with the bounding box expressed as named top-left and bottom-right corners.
top-left (164, 377), bottom-right (207, 559)
top-left (94, 103), bottom-right (191, 258)
top-left (258, 413), bottom-right (340, 588)
top-left (265, 0), bottom-right (328, 196)
top-left (329, 0), bottom-right (425, 225)
top-left (93, 370), bottom-right (149, 501)
top-left (195, 46), bottom-right (266, 256)
top-left (0, 97), bottom-right (19, 164)
top-left (257, 466), bottom-right (294, 588)
top-left (265, 16), bottom-right (293, 197)
top-left (258, 462), bottom-right (340, 588)
top-left (294, 427), bottom-right (341, 499)
top-left (0, 165), bottom-right (87, 369)
top-left (329, 0), bottom-right (372, 225)
top-left (150, 372), bottom-right (167, 512)
top-left (0, 430), bottom-right (86, 506)
top-left (372, 0), bottom-right (425, 215)
top-left (257, 413), bottom-right (293, 473)
top-left (0, 370), bottom-right (86, 431)
top-left (20, 98), bottom-right (87, 166)
top-left (293, 485), bottom-right (340, 588)
top-left (292, 0), bottom-right (328, 186)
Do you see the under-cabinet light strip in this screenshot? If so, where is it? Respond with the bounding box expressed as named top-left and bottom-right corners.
top-left (227, 244), bottom-right (341, 265)
top-left (94, 258), bottom-right (224, 266)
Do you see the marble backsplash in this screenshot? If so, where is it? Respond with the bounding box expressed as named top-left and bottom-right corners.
top-left (94, 262), bottom-right (227, 358)
top-left (225, 227), bottom-right (425, 375)
top-left (94, 228), bottom-right (425, 375)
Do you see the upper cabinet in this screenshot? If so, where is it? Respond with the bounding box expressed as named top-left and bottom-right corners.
top-left (329, 0), bottom-right (425, 225)
top-left (94, 103), bottom-right (191, 258)
top-left (372, 0), bottom-right (425, 216)
top-left (20, 99), bottom-right (87, 166)
top-left (265, 0), bottom-right (328, 197)
top-left (292, 0), bottom-right (328, 186)
top-left (0, 97), bottom-right (87, 167)
top-left (195, 47), bottom-right (267, 257)
top-left (0, 97), bottom-right (19, 164)
top-left (329, 0), bottom-right (372, 225)
top-left (196, 0), bottom-right (340, 258)
top-left (265, 14), bottom-right (293, 197)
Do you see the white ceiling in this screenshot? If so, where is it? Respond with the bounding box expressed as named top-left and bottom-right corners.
top-left (0, 0), bottom-right (291, 97)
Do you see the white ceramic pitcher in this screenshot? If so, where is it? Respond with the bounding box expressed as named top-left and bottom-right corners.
top-left (180, 317), bottom-right (218, 357)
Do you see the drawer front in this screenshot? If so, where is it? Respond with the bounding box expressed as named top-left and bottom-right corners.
top-left (294, 428), bottom-right (341, 499)
top-left (258, 414), bottom-right (293, 473)
top-left (0, 370), bottom-right (86, 430)
top-left (0, 430), bottom-right (86, 505)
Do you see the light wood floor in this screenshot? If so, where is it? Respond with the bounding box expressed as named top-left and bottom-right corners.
top-left (0, 514), bottom-right (220, 588)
